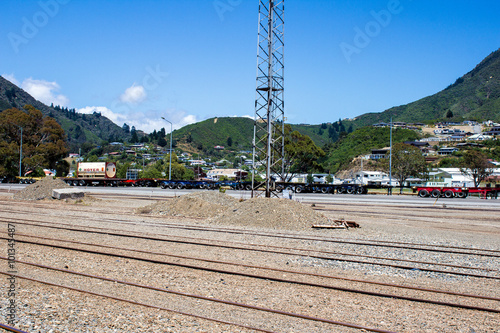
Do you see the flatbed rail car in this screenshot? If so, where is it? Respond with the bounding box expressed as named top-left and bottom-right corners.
top-left (158, 180), bottom-right (375, 194)
top-left (413, 186), bottom-right (500, 199)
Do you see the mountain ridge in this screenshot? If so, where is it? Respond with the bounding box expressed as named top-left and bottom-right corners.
top-left (0, 76), bottom-right (130, 152)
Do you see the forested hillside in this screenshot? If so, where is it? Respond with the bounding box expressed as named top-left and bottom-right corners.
top-left (350, 48), bottom-right (500, 127)
top-left (0, 76), bottom-right (130, 151)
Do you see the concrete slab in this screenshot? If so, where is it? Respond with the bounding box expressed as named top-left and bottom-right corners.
top-left (52, 188), bottom-right (85, 200)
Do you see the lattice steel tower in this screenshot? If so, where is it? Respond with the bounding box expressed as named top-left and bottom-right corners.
top-left (252, 0), bottom-right (285, 198)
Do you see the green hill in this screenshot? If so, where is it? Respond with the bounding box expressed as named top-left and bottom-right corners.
top-left (172, 117), bottom-right (255, 153)
top-left (322, 127), bottom-right (421, 173)
top-left (0, 76), bottom-right (130, 152)
top-left (350, 48), bottom-right (500, 127)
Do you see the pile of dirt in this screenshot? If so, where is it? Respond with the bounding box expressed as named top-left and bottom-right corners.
top-left (13, 177), bottom-right (70, 201)
top-left (141, 191), bottom-right (331, 230)
top-left (143, 191), bottom-right (239, 218)
top-left (210, 197), bottom-right (331, 230)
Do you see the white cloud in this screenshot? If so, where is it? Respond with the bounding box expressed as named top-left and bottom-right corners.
top-left (19, 77), bottom-right (70, 107)
top-left (119, 84), bottom-right (147, 104)
top-left (2, 73), bottom-right (20, 86)
top-left (76, 106), bottom-right (198, 134)
top-left (77, 106), bottom-right (128, 125)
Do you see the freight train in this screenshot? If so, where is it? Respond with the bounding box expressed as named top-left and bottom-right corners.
top-left (60, 162), bottom-right (375, 194)
top-left (8, 162), bottom-right (498, 198)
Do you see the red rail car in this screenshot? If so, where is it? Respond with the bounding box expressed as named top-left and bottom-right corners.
top-left (413, 186), bottom-right (499, 199)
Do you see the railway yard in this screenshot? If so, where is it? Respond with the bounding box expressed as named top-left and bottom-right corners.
top-left (0, 181), bottom-right (499, 332)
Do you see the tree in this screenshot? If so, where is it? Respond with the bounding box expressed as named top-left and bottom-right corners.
top-left (383, 143), bottom-right (427, 194)
top-left (122, 123), bottom-right (130, 133)
top-left (0, 106), bottom-right (68, 177)
top-left (130, 126), bottom-right (138, 143)
top-left (140, 165), bottom-right (162, 179)
top-left (460, 150), bottom-right (493, 187)
top-left (157, 136), bottom-right (167, 147)
top-left (445, 109), bottom-right (454, 119)
top-left (283, 124), bottom-right (325, 182)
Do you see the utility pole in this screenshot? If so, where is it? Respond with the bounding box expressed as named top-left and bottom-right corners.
top-left (389, 118), bottom-right (393, 195)
top-left (161, 117), bottom-right (173, 180)
top-left (252, 0), bottom-right (285, 198)
top-left (19, 127), bottom-right (23, 177)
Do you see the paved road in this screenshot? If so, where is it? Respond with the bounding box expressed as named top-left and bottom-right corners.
top-left (3, 184), bottom-right (499, 209)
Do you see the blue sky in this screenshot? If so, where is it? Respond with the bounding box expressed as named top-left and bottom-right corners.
top-left (2, 0), bottom-right (499, 133)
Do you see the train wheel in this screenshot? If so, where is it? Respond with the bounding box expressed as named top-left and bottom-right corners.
top-left (431, 189), bottom-right (441, 198)
top-left (444, 190), bottom-right (454, 198)
top-left (418, 189), bottom-right (429, 198)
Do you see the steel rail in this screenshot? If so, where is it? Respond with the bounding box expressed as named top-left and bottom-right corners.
top-left (1, 206), bottom-right (499, 257)
top-left (3, 232), bottom-right (499, 303)
top-left (0, 323), bottom-right (29, 333)
top-left (3, 237), bottom-right (500, 313)
top-left (2, 217), bottom-right (497, 273)
top-left (3, 212), bottom-right (500, 265)
top-left (1, 219), bottom-right (498, 279)
top-left (0, 270), bottom-right (397, 333)
top-left (0, 271), bottom-right (275, 333)
top-left (2, 201), bottom-right (500, 255)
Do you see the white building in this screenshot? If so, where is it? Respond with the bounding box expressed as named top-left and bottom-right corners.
top-left (206, 169), bottom-right (247, 180)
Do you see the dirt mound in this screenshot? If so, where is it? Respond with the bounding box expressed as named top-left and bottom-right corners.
top-left (143, 191), bottom-right (239, 218)
top-left (141, 191), bottom-right (331, 230)
top-left (13, 177), bottom-right (70, 201)
top-left (210, 197), bottom-right (331, 230)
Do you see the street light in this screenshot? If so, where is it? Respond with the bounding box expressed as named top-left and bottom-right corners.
top-left (19, 126), bottom-right (23, 177)
top-left (161, 117), bottom-right (173, 180)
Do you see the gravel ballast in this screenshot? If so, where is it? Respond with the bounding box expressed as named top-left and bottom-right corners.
top-left (1, 191), bottom-right (499, 332)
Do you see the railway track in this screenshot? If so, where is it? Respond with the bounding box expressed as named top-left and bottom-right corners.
top-left (3, 232), bottom-right (499, 312)
top-left (0, 265), bottom-right (398, 333)
top-left (1, 205), bottom-right (499, 258)
top-left (2, 217), bottom-right (499, 280)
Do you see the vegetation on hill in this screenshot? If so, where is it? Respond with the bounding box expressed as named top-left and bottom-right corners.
top-left (321, 127), bottom-right (421, 173)
top-left (172, 117), bottom-right (255, 154)
top-left (0, 76), bottom-right (130, 152)
top-left (349, 48), bottom-right (500, 127)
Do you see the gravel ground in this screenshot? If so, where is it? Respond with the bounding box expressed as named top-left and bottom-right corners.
top-left (0, 191), bottom-right (499, 332)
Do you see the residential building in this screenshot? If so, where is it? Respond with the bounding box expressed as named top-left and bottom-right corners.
top-left (206, 169), bottom-right (247, 180)
top-left (437, 147), bottom-right (459, 156)
top-left (484, 126), bottom-right (500, 136)
top-left (370, 148), bottom-right (390, 160)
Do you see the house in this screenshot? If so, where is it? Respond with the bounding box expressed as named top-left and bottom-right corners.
top-left (206, 169), bottom-right (247, 181)
top-left (188, 160), bottom-right (206, 166)
top-left (467, 133), bottom-right (493, 141)
top-left (404, 141), bottom-right (430, 153)
top-left (437, 147), bottom-right (459, 156)
top-left (370, 148), bottom-right (390, 160)
top-left (426, 168), bottom-right (474, 187)
top-left (484, 126), bottom-right (500, 136)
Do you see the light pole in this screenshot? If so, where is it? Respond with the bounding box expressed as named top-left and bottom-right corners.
top-left (161, 117), bottom-right (173, 180)
top-left (19, 126), bottom-right (23, 177)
